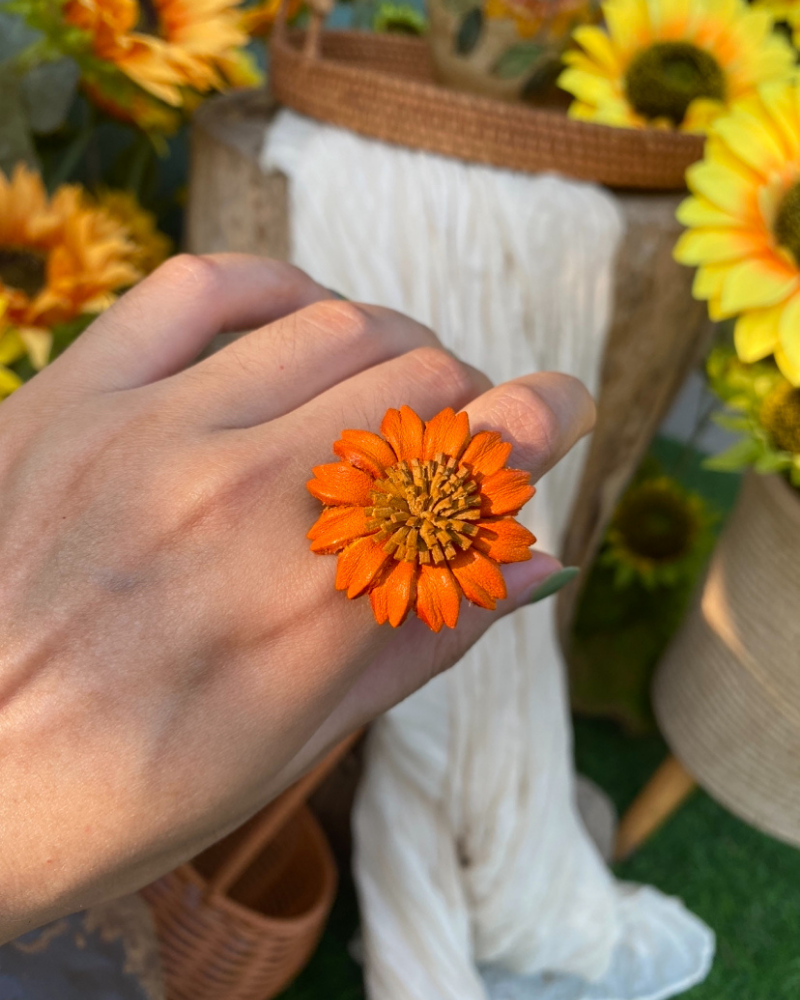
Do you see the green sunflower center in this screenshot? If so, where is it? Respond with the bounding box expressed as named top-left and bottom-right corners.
top-left (365, 454), bottom-right (481, 565)
top-left (774, 181), bottom-right (800, 266)
top-left (760, 381), bottom-right (800, 454)
top-left (625, 42), bottom-right (726, 126)
top-left (615, 483), bottom-right (696, 562)
top-left (0, 246), bottom-right (47, 299)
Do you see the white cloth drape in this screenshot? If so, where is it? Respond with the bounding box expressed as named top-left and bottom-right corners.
top-left (263, 110), bottom-right (714, 1000)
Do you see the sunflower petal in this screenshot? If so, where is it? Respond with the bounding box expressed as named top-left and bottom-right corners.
top-left (474, 518), bottom-right (535, 563)
top-left (733, 304), bottom-right (782, 363)
top-left (422, 408), bottom-right (470, 461)
top-left (415, 563), bottom-right (461, 632)
top-left (450, 550), bottom-right (507, 610)
top-left (673, 227), bottom-right (765, 266)
top-left (479, 468), bottom-right (535, 517)
top-left (308, 506), bottom-right (371, 553)
top-left (720, 257), bottom-right (799, 316)
top-left (370, 559), bottom-right (416, 626)
top-left (335, 536), bottom-right (391, 598)
top-left (307, 463), bottom-right (374, 506)
top-left (460, 431), bottom-right (512, 479)
top-left (676, 195), bottom-right (738, 229)
top-left (334, 429), bottom-right (397, 478)
top-left (775, 343), bottom-right (800, 386)
top-left (380, 405), bottom-right (424, 462)
top-left (778, 293), bottom-right (800, 374)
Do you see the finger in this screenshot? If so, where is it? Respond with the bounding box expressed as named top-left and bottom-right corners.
top-left (268, 344), bottom-right (493, 464)
top-left (51, 254), bottom-right (329, 392)
top-left (264, 552), bottom-right (564, 794)
top-left (176, 300), bottom-right (441, 428)
top-left (463, 371), bottom-right (596, 482)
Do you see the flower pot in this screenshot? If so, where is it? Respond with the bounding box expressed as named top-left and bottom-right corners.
top-left (653, 472), bottom-right (800, 847)
top-left (426, 0), bottom-right (599, 101)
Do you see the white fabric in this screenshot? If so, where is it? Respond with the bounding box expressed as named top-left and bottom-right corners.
top-left (262, 110), bottom-right (714, 1000)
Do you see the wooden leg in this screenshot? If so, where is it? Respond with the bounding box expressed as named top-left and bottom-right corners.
top-left (614, 755), bottom-right (696, 862)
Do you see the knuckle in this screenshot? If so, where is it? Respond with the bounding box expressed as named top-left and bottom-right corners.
top-left (493, 382), bottom-right (562, 461)
top-left (302, 299), bottom-right (375, 346)
top-left (156, 253), bottom-right (223, 299)
top-left (406, 347), bottom-right (477, 402)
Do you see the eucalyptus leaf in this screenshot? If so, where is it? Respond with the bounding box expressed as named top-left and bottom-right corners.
top-left (0, 64), bottom-right (38, 174)
top-left (491, 42), bottom-right (544, 79)
top-left (455, 7), bottom-right (482, 55)
top-left (21, 57), bottom-right (79, 133)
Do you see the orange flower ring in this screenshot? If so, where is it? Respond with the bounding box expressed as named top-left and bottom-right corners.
top-left (307, 406), bottom-right (536, 632)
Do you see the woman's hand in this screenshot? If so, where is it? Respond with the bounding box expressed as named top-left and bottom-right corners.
top-left (0, 254), bottom-right (594, 942)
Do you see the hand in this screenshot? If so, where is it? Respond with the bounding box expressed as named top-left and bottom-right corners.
top-left (0, 254), bottom-right (594, 942)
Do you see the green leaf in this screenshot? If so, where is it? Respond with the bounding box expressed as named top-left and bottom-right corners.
top-left (754, 452), bottom-right (791, 475)
top-left (0, 63), bottom-right (37, 174)
top-left (491, 42), bottom-right (544, 79)
top-left (21, 57), bottom-right (79, 134)
top-left (455, 7), bottom-right (483, 55)
top-left (704, 438), bottom-right (761, 472)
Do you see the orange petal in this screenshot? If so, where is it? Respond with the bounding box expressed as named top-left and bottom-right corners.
top-left (479, 469), bottom-right (535, 517)
top-left (333, 429), bottom-right (397, 478)
top-left (415, 563), bottom-right (461, 632)
top-left (380, 405), bottom-right (423, 462)
top-left (335, 536), bottom-right (391, 598)
top-left (307, 463), bottom-right (373, 506)
top-left (369, 559), bottom-right (416, 627)
top-left (308, 506), bottom-right (371, 553)
top-left (450, 550), bottom-right (506, 610)
top-left (460, 430), bottom-right (512, 479)
top-left (422, 408), bottom-right (470, 461)
top-left (474, 518), bottom-right (535, 563)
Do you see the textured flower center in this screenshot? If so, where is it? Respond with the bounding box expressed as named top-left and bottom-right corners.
top-left (625, 42), bottom-right (725, 126)
top-left (761, 381), bottom-right (800, 454)
top-left (0, 247), bottom-right (47, 299)
top-left (616, 486), bottom-right (695, 561)
top-left (774, 181), bottom-right (800, 266)
top-left (366, 454), bottom-right (482, 564)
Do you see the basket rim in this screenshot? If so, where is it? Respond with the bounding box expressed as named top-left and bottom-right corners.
top-left (270, 29), bottom-right (705, 190)
top-left (145, 804), bottom-right (337, 933)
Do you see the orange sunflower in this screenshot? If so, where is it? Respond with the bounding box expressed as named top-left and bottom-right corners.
top-left (307, 406), bottom-right (536, 632)
top-left (0, 164), bottom-right (140, 355)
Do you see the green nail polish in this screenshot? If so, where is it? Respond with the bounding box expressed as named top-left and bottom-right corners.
top-left (527, 566), bottom-right (580, 604)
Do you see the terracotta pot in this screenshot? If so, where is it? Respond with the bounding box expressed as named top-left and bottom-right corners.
top-left (653, 472), bottom-right (800, 848)
top-left (426, 0), bottom-right (599, 101)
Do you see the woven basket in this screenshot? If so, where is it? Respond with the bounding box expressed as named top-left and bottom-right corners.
top-left (141, 733), bottom-right (360, 999)
top-left (269, 16), bottom-right (704, 190)
top-left (654, 473), bottom-right (800, 848)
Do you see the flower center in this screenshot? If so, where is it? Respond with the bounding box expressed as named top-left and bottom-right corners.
top-left (366, 454), bottom-right (482, 564)
top-left (760, 381), bottom-right (800, 454)
top-left (774, 181), bottom-right (800, 267)
top-left (0, 247), bottom-right (47, 299)
top-left (616, 485), bottom-right (695, 562)
top-left (136, 0), bottom-right (161, 34)
top-left (625, 42), bottom-right (725, 126)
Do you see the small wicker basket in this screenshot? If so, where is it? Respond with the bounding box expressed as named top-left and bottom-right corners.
top-left (269, 5), bottom-right (704, 191)
top-left (141, 733), bottom-right (360, 1000)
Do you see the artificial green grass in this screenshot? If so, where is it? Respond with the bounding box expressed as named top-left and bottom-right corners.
top-left (278, 438), bottom-right (800, 999)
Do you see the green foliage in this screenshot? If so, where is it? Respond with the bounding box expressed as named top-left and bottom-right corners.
top-left (491, 42), bottom-right (544, 78)
top-left (455, 6), bottom-right (483, 54)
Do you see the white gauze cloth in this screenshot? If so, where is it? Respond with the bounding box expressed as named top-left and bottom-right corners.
top-left (262, 110), bottom-right (714, 1000)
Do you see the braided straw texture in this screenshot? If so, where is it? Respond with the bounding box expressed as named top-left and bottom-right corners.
top-left (269, 31), bottom-right (704, 190)
top-left (654, 473), bottom-right (800, 847)
top-left (141, 805), bottom-right (336, 1000)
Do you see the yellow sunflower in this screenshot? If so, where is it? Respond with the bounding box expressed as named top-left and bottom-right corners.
top-left (93, 189), bottom-right (172, 274)
top-left (558, 0), bottom-right (795, 132)
top-left (59, 0), bottom-right (259, 106)
top-left (485, 0), bottom-right (596, 41)
top-left (0, 297), bottom-right (25, 400)
top-left (674, 80), bottom-right (800, 385)
top-left (755, 0), bottom-right (800, 47)
top-left (0, 164), bottom-right (140, 368)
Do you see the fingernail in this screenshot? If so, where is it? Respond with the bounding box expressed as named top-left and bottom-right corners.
top-left (327, 289), bottom-right (349, 300)
top-left (525, 566), bottom-right (580, 604)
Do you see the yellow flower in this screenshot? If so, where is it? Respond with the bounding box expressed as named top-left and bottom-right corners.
top-left (241, 0), bottom-right (303, 37)
top-left (93, 189), bottom-right (172, 274)
top-left (755, 0), bottom-right (800, 47)
top-left (0, 298), bottom-right (25, 400)
top-left (674, 80), bottom-right (800, 385)
top-left (0, 163), bottom-right (140, 366)
top-left (485, 0), bottom-right (595, 40)
top-left (558, 0), bottom-right (795, 133)
top-left (59, 0), bottom-right (260, 106)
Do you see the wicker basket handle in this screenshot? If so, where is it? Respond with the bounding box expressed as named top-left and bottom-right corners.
top-left (273, 0), bottom-right (332, 59)
top-left (206, 728), bottom-right (363, 897)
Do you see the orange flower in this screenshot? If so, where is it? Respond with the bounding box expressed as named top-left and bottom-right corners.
top-left (307, 406), bottom-right (536, 632)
